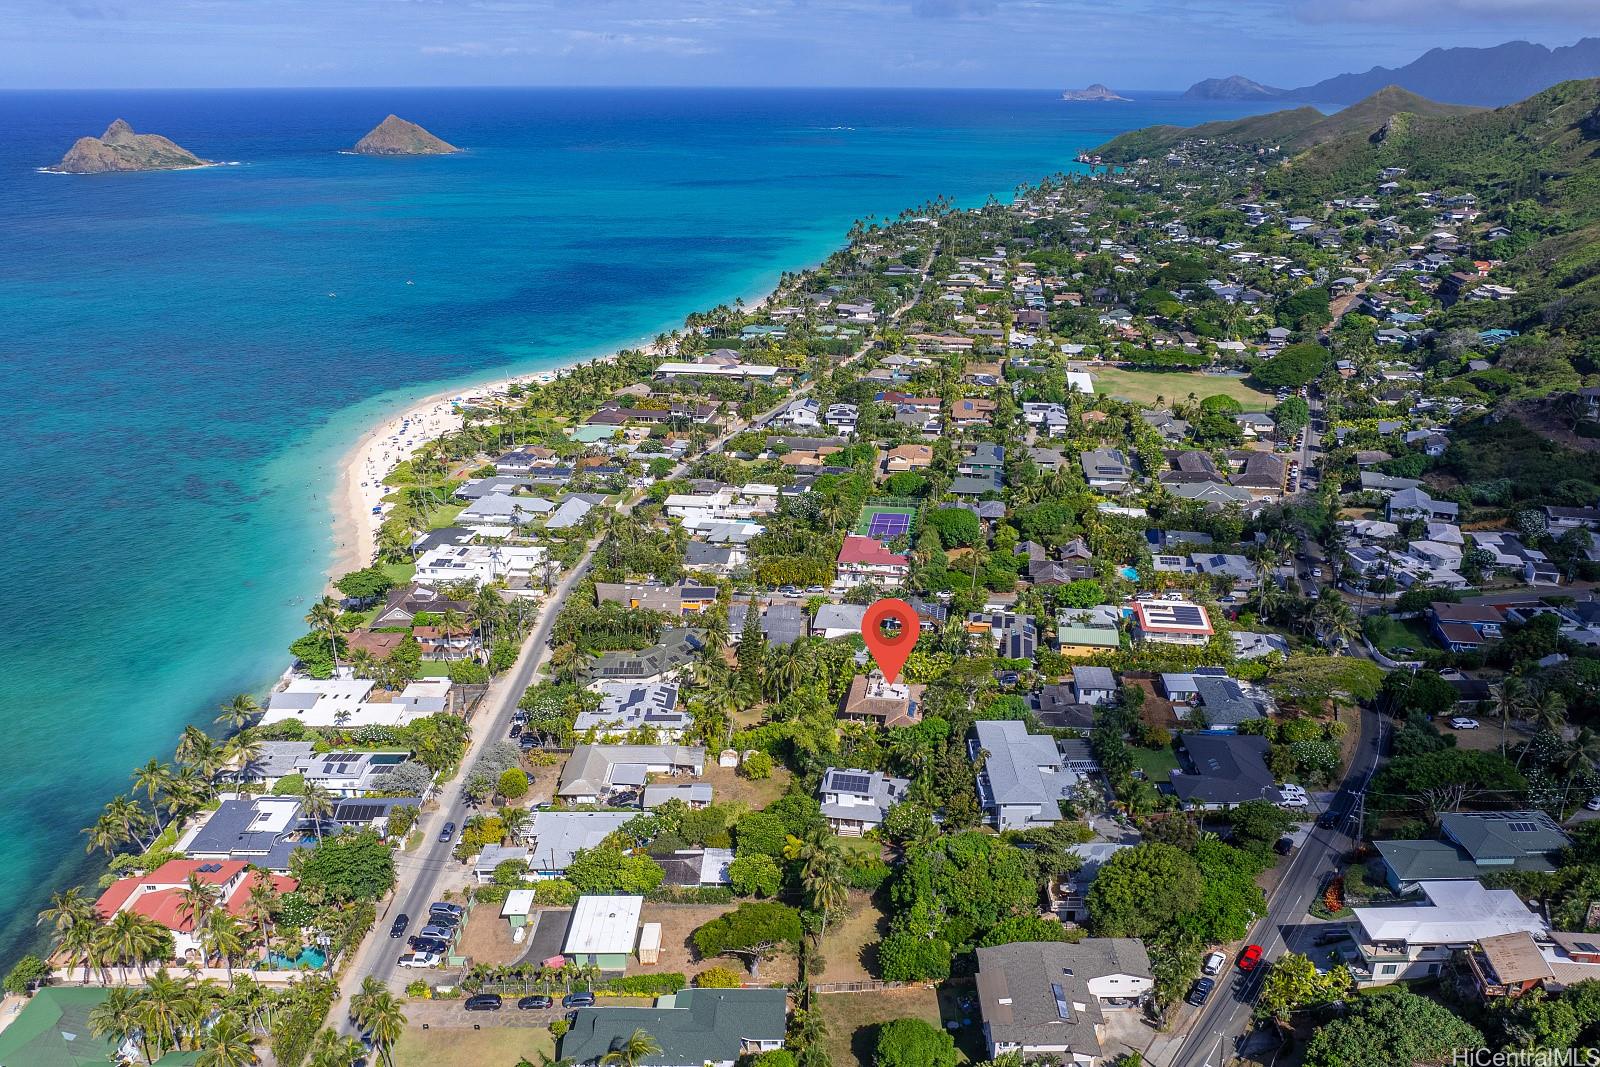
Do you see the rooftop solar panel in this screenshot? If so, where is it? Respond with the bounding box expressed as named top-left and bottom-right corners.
top-left (831, 773), bottom-right (872, 793)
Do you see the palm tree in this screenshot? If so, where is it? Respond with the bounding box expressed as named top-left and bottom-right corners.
top-left (1494, 676), bottom-right (1527, 757)
top-left (203, 911), bottom-right (249, 978)
top-left (309, 1028), bottom-right (368, 1067)
top-left (56, 916), bottom-right (102, 983)
top-left (241, 877), bottom-right (279, 962)
top-left (1557, 728), bottom-right (1600, 814)
top-left (137, 968), bottom-right (189, 1056)
top-left (100, 911), bottom-right (169, 981)
top-left (301, 782), bottom-right (337, 840)
top-left (500, 805), bottom-right (533, 844)
top-left (196, 1012), bottom-right (258, 1067)
top-left (362, 984), bottom-right (408, 1067)
top-left (306, 596), bottom-right (350, 675)
top-left (600, 1028), bottom-right (661, 1067)
top-left (178, 872), bottom-right (222, 932)
top-left (215, 693), bottom-right (260, 731)
top-left (36, 886), bottom-right (95, 938)
top-left (134, 758), bottom-right (176, 813)
top-left (223, 731), bottom-right (264, 778)
top-left (89, 985), bottom-right (149, 1064)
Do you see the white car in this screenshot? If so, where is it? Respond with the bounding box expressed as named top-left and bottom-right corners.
top-left (1202, 951), bottom-right (1226, 976)
top-left (1587, 796), bottom-right (1600, 812)
top-left (398, 951), bottom-right (440, 969)
top-left (1449, 717), bottom-right (1480, 730)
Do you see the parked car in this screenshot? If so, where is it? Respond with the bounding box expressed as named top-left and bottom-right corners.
top-left (518, 995), bottom-right (553, 1010)
top-left (408, 937), bottom-right (449, 955)
top-left (397, 952), bottom-right (439, 969)
top-left (464, 994), bottom-right (502, 1012)
top-left (418, 923), bottom-right (455, 941)
top-left (1312, 929), bottom-right (1352, 947)
top-left (1317, 809), bottom-right (1340, 830)
top-left (1202, 951), bottom-right (1226, 976)
top-left (1238, 945), bottom-right (1264, 971)
top-left (1186, 977), bottom-right (1215, 1006)
top-left (438, 821), bottom-right (457, 843)
top-left (1588, 796), bottom-right (1600, 812)
top-left (562, 991), bottom-right (596, 1008)
top-left (389, 914), bottom-right (410, 939)
top-left (429, 902), bottom-right (464, 919)
top-left (1273, 837), bottom-right (1295, 856)
top-left (1449, 717), bottom-right (1480, 730)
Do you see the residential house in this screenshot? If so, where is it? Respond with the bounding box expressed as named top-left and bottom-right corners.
top-left (1071, 666), bottom-right (1118, 706)
top-left (95, 860), bottom-right (296, 963)
top-left (1388, 487), bottom-right (1459, 523)
top-left (971, 720), bottom-right (1079, 830)
top-left (1081, 449), bottom-right (1133, 491)
top-left (813, 603), bottom-right (869, 639)
top-left (1169, 733), bottom-right (1282, 809)
top-left (1160, 673), bottom-right (1270, 730)
top-left (1374, 811), bottom-right (1570, 894)
top-left (580, 629), bottom-right (706, 685)
top-left (372, 584), bottom-right (472, 628)
top-left (1429, 602), bottom-right (1505, 652)
top-left (884, 444), bottom-right (934, 472)
top-left (836, 536), bottom-right (910, 589)
top-left (557, 744), bottom-right (707, 805)
top-left (840, 673), bottom-right (924, 728)
top-left (818, 767), bottom-right (910, 836)
top-left (560, 988), bottom-right (787, 1067)
top-left (179, 795), bottom-right (311, 872)
top-left (1350, 880), bottom-right (1546, 985)
top-left (474, 844), bottom-right (532, 884)
top-left (975, 940), bottom-right (1154, 1063)
top-left (525, 811), bottom-right (637, 878)
top-left (562, 895), bottom-right (643, 971)
top-left (728, 600), bottom-right (807, 647)
top-left (575, 682), bottom-right (687, 740)
top-left (595, 580), bottom-right (718, 617)
top-left (1131, 600), bottom-right (1213, 646)
top-left (1056, 608), bottom-right (1123, 657)
top-left (652, 848), bottom-right (734, 887)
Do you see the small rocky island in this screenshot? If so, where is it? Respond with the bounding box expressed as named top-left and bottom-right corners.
top-left (50, 119), bottom-right (212, 174)
top-left (1062, 84), bottom-right (1131, 102)
top-left (351, 115), bottom-right (460, 156)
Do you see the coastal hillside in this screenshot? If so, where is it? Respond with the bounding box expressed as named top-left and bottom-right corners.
top-left (351, 115), bottom-right (459, 155)
top-left (1184, 35), bottom-right (1600, 106)
top-left (50, 119), bottom-right (210, 173)
top-left (1266, 77), bottom-right (1600, 340)
top-left (1092, 87), bottom-right (1474, 163)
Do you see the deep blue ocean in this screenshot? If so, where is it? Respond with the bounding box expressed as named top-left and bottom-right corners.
top-left (0, 87), bottom-right (1279, 961)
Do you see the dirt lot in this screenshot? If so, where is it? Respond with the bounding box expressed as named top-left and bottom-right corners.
top-left (818, 890), bottom-right (888, 984)
top-left (699, 761), bottom-right (791, 810)
top-left (392, 1025), bottom-right (554, 1067)
top-left (455, 902), bottom-right (527, 967)
top-left (518, 751), bottom-right (566, 805)
top-left (818, 984), bottom-right (983, 1067)
top-left (629, 902), bottom-right (799, 984)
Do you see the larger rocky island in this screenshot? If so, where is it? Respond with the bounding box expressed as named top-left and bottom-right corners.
top-left (49, 119), bottom-right (212, 173)
top-left (351, 115), bottom-right (460, 156)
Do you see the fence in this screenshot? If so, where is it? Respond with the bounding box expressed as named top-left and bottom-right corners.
top-left (811, 980), bottom-right (922, 994)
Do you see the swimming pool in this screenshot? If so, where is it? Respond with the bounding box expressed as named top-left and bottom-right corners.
top-left (266, 946), bottom-right (327, 970)
top-left (1119, 566), bottom-right (1139, 581)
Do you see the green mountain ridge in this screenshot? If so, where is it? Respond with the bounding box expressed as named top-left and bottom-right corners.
top-left (1092, 86), bottom-right (1476, 163)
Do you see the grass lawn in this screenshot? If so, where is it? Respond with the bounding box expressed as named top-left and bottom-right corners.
top-left (417, 661), bottom-right (455, 677)
top-left (1092, 367), bottom-right (1272, 411)
top-left (392, 1026), bottom-right (552, 1067)
top-left (381, 562), bottom-right (417, 584)
top-left (1365, 614), bottom-right (1435, 655)
top-left (1130, 744), bottom-right (1180, 780)
top-left (818, 986), bottom-right (954, 1067)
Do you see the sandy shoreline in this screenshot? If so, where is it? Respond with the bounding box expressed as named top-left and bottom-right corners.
top-left (325, 287), bottom-right (787, 585)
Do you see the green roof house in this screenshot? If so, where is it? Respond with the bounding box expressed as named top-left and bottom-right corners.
top-left (560, 987), bottom-right (787, 1067)
top-left (0, 987), bottom-right (199, 1067)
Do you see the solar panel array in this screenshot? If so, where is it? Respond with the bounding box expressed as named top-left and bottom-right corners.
top-left (1507, 821), bottom-right (1538, 833)
top-left (336, 802), bottom-right (387, 823)
top-left (830, 772), bottom-right (873, 794)
top-left (1170, 605), bottom-right (1205, 625)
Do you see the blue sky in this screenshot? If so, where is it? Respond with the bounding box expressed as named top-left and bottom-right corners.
top-left (7, 0), bottom-right (1600, 89)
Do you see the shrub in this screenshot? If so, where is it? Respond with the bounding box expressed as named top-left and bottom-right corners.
top-left (740, 751), bottom-right (774, 780)
top-left (694, 966), bottom-right (746, 988)
top-left (497, 768), bottom-right (529, 800)
top-left (598, 973), bottom-right (686, 996)
top-left (549, 1018), bottom-right (570, 1038)
top-left (874, 1017), bottom-right (958, 1067)
top-left (3, 955), bottom-right (49, 996)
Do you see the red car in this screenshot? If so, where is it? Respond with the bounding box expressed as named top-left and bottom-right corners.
top-left (1238, 945), bottom-right (1264, 971)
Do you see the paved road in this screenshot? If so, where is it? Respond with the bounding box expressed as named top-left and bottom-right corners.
top-left (1167, 703), bottom-right (1388, 1067)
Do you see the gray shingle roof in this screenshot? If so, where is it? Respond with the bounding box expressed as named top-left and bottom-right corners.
top-left (560, 988), bottom-right (787, 1066)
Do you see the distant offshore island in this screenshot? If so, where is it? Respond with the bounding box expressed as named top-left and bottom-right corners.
top-left (48, 119), bottom-right (213, 174)
top-left (45, 114), bottom-right (460, 173)
top-left (351, 115), bottom-right (460, 156)
top-left (1062, 84), bottom-right (1131, 102)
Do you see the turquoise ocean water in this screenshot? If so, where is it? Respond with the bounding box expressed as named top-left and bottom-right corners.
top-left (0, 87), bottom-right (1278, 961)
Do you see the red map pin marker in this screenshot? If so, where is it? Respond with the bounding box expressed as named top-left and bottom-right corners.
top-left (861, 598), bottom-right (920, 685)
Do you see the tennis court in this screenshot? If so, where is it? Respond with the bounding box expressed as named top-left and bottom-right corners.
top-left (854, 503), bottom-right (918, 539)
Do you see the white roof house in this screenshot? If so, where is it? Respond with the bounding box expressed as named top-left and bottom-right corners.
top-left (564, 895), bottom-right (644, 957)
top-left (1355, 880), bottom-right (1546, 946)
top-left (261, 676), bottom-right (451, 728)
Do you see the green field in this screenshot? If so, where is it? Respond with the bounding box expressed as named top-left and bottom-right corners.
top-left (1092, 367), bottom-right (1272, 411)
top-left (854, 504), bottom-right (918, 538)
top-left (393, 1026), bottom-right (553, 1067)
